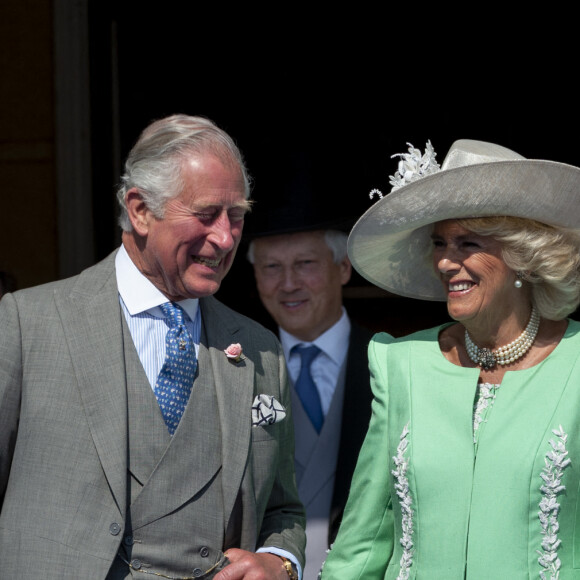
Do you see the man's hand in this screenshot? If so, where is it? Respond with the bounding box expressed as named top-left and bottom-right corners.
top-left (215, 549), bottom-right (291, 579)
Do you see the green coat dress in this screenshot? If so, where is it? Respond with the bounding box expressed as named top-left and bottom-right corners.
top-left (320, 320), bottom-right (580, 579)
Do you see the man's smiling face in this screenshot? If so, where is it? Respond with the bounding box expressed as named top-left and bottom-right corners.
top-left (127, 153), bottom-right (249, 301)
top-left (252, 231), bottom-right (351, 341)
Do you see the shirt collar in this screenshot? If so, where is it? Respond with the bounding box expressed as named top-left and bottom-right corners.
top-left (280, 308), bottom-right (351, 365)
top-left (115, 244), bottom-right (199, 321)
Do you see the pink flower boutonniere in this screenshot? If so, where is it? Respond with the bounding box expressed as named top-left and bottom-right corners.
top-left (224, 343), bottom-right (244, 363)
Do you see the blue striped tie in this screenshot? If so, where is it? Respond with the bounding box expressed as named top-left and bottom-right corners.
top-left (293, 345), bottom-right (323, 433)
top-left (154, 302), bottom-right (197, 435)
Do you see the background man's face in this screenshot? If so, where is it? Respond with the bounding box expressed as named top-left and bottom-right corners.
top-left (252, 231), bottom-right (351, 341)
top-left (133, 153), bottom-right (249, 301)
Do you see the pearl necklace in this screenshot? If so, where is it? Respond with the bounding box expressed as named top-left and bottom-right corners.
top-left (465, 306), bottom-right (540, 370)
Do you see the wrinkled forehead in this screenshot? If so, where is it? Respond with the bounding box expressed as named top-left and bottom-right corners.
top-left (178, 155), bottom-right (246, 199)
top-left (175, 148), bottom-right (248, 197)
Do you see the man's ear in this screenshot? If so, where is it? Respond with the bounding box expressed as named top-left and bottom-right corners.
top-left (125, 188), bottom-right (151, 236)
top-left (340, 256), bottom-right (352, 286)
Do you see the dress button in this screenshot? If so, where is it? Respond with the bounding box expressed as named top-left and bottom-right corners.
top-left (193, 568), bottom-right (202, 577)
top-left (109, 522), bottom-right (121, 535)
top-left (131, 559), bottom-right (142, 570)
top-left (124, 535), bottom-right (134, 546)
top-left (199, 546), bottom-right (210, 558)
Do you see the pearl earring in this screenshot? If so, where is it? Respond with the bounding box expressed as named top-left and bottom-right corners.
top-left (514, 273), bottom-right (523, 288)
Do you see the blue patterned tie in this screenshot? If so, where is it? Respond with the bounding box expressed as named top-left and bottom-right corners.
top-left (293, 345), bottom-right (323, 433)
top-left (155, 302), bottom-right (197, 435)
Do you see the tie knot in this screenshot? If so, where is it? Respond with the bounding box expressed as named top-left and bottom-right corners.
top-left (159, 302), bottom-right (185, 327)
top-left (293, 344), bottom-right (321, 367)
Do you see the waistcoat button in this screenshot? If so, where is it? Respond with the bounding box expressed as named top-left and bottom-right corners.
top-left (131, 559), bottom-right (142, 570)
top-left (193, 568), bottom-right (202, 577)
top-left (109, 522), bottom-right (121, 535)
top-left (199, 546), bottom-right (210, 558)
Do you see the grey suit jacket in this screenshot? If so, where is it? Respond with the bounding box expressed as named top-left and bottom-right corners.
top-left (0, 252), bottom-right (305, 578)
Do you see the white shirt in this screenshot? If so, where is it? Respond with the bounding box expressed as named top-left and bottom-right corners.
top-left (280, 308), bottom-right (351, 414)
top-left (115, 245), bottom-right (201, 388)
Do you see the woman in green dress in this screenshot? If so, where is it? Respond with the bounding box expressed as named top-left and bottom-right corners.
top-left (320, 140), bottom-right (580, 579)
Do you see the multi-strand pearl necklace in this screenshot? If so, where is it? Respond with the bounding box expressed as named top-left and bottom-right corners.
top-left (465, 306), bottom-right (540, 370)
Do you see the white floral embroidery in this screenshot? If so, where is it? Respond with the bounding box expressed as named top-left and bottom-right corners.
top-left (317, 544), bottom-right (333, 579)
top-left (388, 141), bottom-right (440, 192)
top-left (392, 422), bottom-right (413, 579)
top-left (537, 426), bottom-right (571, 580)
top-left (473, 383), bottom-right (500, 443)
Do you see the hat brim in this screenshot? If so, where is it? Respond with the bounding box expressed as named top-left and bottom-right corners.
top-left (348, 159), bottom-right (580, 301)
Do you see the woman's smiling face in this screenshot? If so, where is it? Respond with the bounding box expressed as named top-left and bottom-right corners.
top-left (431, 220), bottom-right (519, 325)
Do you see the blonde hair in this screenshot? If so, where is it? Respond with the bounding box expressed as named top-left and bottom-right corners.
top-left (457, 216), bottom-right (580, 320)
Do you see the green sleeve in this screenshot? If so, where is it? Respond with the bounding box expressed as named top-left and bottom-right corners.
top-left (320, 332), bottom-right (395, 579)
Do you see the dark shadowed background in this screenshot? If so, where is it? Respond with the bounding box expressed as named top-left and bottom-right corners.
top-left (1, 1), bottom-right (577, 335)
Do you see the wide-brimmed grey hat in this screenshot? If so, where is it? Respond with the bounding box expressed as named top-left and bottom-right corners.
top-left (348, 139), bottom-right (580, 301)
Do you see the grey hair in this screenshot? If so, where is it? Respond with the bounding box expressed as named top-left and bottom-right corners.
top-left (117, 114), bottom-right (250, 231)
top-left (457, 216), bottom-right (580, 321)
top-left (323, 230), bottom-right (349, 263)
top-left (246, 229), bottom-right (348, 264)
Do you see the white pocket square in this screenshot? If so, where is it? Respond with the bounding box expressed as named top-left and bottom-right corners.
top-left (252, 394), bottom-right (286, 426)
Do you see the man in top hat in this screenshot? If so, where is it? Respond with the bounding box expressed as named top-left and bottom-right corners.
top-left (244, 152), bottom-right (374, 579)
top-left (0, 115), bottom-right (305, 579)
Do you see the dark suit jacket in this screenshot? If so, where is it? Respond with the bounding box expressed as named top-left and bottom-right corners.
top-left (0, 251), bottom-right (305, 579)
top-left (328, 322), bottom-right (374, 544)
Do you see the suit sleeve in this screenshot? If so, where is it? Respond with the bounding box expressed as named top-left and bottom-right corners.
top-left (0, 294), bottom-right (23, 504)
top-left (320, 332), bottom-right (395, 579)
top-left (254, 336), bottom-right (306, 570)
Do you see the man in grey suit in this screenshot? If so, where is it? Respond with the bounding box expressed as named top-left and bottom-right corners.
top-left (247, 222), bottom-right (373, 580)
top-left (0, 115), bottom-right (305, 579)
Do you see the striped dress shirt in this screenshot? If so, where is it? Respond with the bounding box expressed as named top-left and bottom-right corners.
top-left (115, 245), bottom-right (201, 389)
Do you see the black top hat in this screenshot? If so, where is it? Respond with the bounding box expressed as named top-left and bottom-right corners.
top-left (244, 149), bottom-right (361, 239)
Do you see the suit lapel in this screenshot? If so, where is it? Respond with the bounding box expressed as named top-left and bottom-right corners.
top-left (54, 253), bottom-right (128, 516)
top-left (329, 323), bottom-right (374, 539)
top-left (51, 255), bottom-right (258, 531)
top-left (200, 296), bottom-right (254, 524)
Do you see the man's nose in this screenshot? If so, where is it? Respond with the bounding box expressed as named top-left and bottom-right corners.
top-left (280, 266), bottom-right (301, 291)
top-left (209, 214), bottom-right (236, 251)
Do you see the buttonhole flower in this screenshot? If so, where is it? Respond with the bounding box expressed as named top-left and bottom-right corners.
top-left (224, 343), bottom-right (244, 362)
